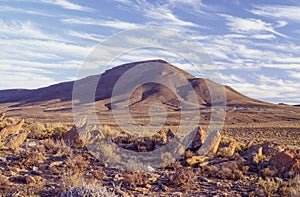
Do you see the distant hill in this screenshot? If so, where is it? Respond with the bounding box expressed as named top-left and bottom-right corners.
top-left (0, 59), bottom-right (299, 124)
top-left (0, 59), bottom-right (267, 108)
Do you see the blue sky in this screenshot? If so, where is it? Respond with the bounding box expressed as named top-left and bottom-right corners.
top-left (0, 0), bottom-right (300, 104)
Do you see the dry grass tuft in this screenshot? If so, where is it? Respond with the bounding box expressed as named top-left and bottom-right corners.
top-left (62, 184), bottom-right (118, 197)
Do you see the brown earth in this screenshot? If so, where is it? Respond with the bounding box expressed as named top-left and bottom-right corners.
top-left (0, 60), bottom-right (299, 196)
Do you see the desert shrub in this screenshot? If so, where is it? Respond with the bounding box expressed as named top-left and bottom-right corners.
top-left (167, 168), bottom-right (197, 189)
top-left (0, 172), bottom-right (9, 187)
top-left (52, 126), bottom-right (70, 140)
top-left (0, 137), bottom-right (5, 149)
top-left (288, 174), bottom-right (300, 196)
top-left (61, 155), bottom-right (89, 191)
top-left (216, 167), bottom-right (233, 179)
top-left (18, 148), bottom-right (46, 168)
top-left (260, 168), bottom-right (276, 178)
top-left (28, 176), bottom-right (47, 195)
top-left (66, 155), bottom-right (89, 171)
top-left (0, 122), bottom-right (8, 130)
top-left (123, 172), bottom-right (148, 188)
top-left (204, 165), bottom-right (219, 177)
top-left (27, 194), bottom-right (41, 197)
top-left (27, 122), bottom-right (48, 139)
top-left (102, 125), bottom-right (113, 137)
top-left (257, 177), bottom-right (280, 197)
top-left (26, 122), bottom-right (69, 139)
top-left (91, 167), bottom-right (105, 180)
top-left (43, 139), bottom-right (72, 156)
top-left (61, 184), bottom-right (118, 197)
top-left (62, 169), bottom-right (84, 191)
top-left (185, 150), bottom-right (194, 158)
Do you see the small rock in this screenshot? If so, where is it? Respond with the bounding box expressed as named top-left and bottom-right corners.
top-left (186, 155), bottom-right (208, 165)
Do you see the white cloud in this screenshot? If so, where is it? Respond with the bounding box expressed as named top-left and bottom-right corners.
top-left (191, 33), bottom-right (300, 72)
top-left (0, 18), bottom-right (95, 90)
top-left (220, 74), bottom-right (246, 84)
top-left (168, 0), bottom-right (200, 5)
top-left (0, 59), bottom-right (82, 69)
top-left (140, 2), bottom-right (199, 27)
top-left (68, 31), bottom-right (105, 42)
top-left (0, 20), bottom-right (59, 40)
top-left (249, 5), bottom-right (300, 22)
top-left (0, 5), bottom-right (56, 17)
top-left (0, 39), bottom-right (93, 60)
top-left (62, 17), bottom-right (141, 30)
top-left (263, 64), bottom-right (300, 70)
top-left (287, 71), bottom-right (300, 79)
top-left (220, 14), bottom-right (286, 37)
top-left (223, 74), bottom-right (300, 104)
top-left (113, 0), bottom-right (131, 3)
top-left (40, 0), bottom-right (93, 12)
top-left (0, 71), bottom-right (57, 90)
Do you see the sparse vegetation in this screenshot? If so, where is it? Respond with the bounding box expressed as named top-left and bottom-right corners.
top-left (0, 117), bottom-right (299, 196)
top-left (62, 184), bottom-right (118, 197)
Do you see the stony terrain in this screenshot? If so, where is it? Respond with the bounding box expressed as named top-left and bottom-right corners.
top-left (0, 60), bottom-right (299, 196)
top-left (0, 114), bottom-right (299, 197)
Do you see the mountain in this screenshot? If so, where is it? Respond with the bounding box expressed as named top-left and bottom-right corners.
top-left (0, 59), bottom-right (299, 124)
top-left (0, 59), bottom-right (263, 106)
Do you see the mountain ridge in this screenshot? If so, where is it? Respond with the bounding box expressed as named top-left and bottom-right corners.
top-left (0, 59), bottom-right (268, 108)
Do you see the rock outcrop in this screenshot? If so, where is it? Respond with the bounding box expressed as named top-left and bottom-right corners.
top-left (269, 150), bottom-right (300, 177)
top-left (197, 130), bottom-right (221, 156)
top-left (5, 130), bottom-right (31, 150)
top-left (0, 119), bottom-right (25, 139)
top-left (189, 126), bottom-right (206, 151)
top-left (62, 125), bottom-right (83, 148)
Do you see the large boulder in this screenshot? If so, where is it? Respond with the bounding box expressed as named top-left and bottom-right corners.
top-left (269, 150), bottom-right (300, 177)
top-left (197, 130), bottom-right (221, 156)
top-left (189, 126), bottom-right (206, 151)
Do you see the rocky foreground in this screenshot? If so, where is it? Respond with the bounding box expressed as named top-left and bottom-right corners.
top-left (0, 114), bottom-right (299, 196)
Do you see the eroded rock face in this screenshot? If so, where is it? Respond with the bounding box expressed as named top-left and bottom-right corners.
top-left (189, 126), bottom-right (206, 151)
top-left (197, 130), bottom-right (221, 156)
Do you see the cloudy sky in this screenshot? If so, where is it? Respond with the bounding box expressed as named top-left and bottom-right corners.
top-left (0, 0), bottom-right (300, 104)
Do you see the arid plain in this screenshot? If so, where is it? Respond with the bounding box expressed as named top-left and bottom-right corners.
top-left (0, 60), bottom-right (299, 196)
